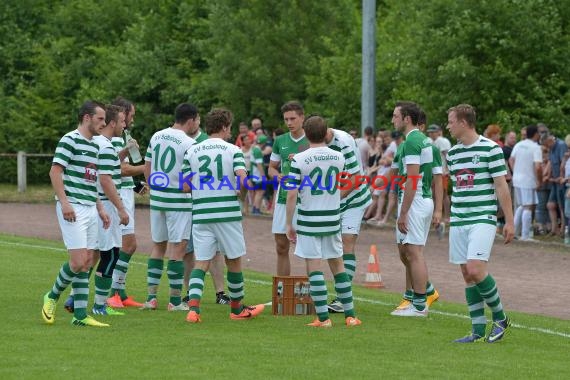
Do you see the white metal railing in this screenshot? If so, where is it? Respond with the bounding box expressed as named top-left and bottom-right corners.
top-left (0, 151), bottom-right (53, 193)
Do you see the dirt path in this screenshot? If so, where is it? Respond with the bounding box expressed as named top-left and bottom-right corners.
top-left (1, 202), bottom-right (568, 319)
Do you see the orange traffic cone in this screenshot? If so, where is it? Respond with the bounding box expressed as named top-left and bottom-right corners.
top-left (364, 244), bottom-right (384, 288)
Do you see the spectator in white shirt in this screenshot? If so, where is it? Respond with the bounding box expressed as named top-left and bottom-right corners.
top-left (509, 125), bottom-right (542, 240)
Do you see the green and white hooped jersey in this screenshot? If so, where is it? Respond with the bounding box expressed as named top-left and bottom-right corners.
top-left (52, 129), bottom-right (100, 206)
top-left (397, 129), bottom-right (434, 199)
top-left (250, 145), bottom-right (264, 179)
top-left (447, 136), bottom-right (507, 227)
top-left (94, 135), bottom-right (122, 201)
top-left (328, 129), bottom-right (372, 212)
top-left (111, 137), bottom-right (135, 189)
top-left (181, 138), bottom-right (246, 224)
top-left (145, 127), bottom-right (195, 211)
top-left (270, 132), bottom-right (309, 204)
top-left (290, 147), bottom-right (345, 236)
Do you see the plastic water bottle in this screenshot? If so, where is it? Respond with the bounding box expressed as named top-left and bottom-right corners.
top-left (124, 129), bottom-right (143, 164)
top-left (564, 226), bottom-right (570, 245)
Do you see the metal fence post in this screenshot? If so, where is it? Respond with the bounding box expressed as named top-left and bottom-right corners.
top-left (17, 151), bottom-right (27, 193)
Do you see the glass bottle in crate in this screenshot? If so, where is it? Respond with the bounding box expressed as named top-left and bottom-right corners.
top-left (294, 282), bottom-right (303, 314)
top-left (277, 280), bottom-right (283, 314)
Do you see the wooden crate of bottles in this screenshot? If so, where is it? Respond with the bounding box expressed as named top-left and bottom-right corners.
top-left (272, 276), bottom-right (315, 316)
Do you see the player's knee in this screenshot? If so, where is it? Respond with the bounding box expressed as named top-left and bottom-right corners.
top-left (275, 235), bottom-right (289, 254)
top-left (122, 235), bottom-right (137, 254)
top-left (463, 266), bottom-right (485, 283)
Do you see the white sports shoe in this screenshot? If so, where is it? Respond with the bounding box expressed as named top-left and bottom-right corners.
top-left (168, 302), bottom-right (190, 311)
top-left (391, 305), bottom-right (427, 317)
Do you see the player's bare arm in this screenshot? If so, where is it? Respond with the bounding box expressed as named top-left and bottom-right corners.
top-left (397, 163), bottom-right (420, 234)
top-left (285, 188), bottom-right (298, 242)
top-left (49, 164), bottom-right (76, 222)
top-left (268, 160), bottom-right (282, 181)
top-left (494, 175), bottom-right (515, 244)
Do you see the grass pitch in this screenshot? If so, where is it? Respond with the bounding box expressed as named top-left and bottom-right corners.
top-left (0, 234), bottom-right (568, 379)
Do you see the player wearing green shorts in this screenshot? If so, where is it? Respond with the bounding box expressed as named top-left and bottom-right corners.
top-left (446, 104), bottom-right (514, 343)
top-left (286, 115), bottom-right (361, 327)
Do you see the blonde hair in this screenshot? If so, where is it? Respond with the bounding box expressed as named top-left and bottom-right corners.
top-left (565, 134), bottom-right (570, 147)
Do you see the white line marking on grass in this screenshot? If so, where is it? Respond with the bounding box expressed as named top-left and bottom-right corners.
top-left (3, 240), bottom-right (570, 339)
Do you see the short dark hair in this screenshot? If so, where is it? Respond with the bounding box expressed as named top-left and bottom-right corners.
top-left (302, 115), bottom-right (327, 143)
top-left (396, 101), bottom-right (420, 125)
top-left (448, 104), bottom-right (477, 128)
top-left (78, 100), bottom-right (105, 123)
top-left (418, 109), bottom-right (427, 126)
top-left (112, 97), bottom-right (133, 118)
top-left (364, 126), bottom-right (374, 136)
top-left (526, 124), bottom-right (538, 139)
top-left (205, 108), bottom-right (233, 135)
top-left (174, 103), bottom-right (199, 124)
top-left (105, 104), bottom-right (124, 125)
top-left (281, 100), bottom-right (304, 115)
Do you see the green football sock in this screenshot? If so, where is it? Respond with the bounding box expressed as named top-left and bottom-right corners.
top-left (167, 260), bottom-right (184, 306)
top-left (94, 274), bottom-right (112, 307)
top-left (342, 253), bottom-right (356, 282)
top-left (426, 281), bottom-right (435, 297)
top-left (334, 272), bottom-right (355, 318)
top-left (476, 274), bottom-right (506, 321)
top-left (309, 271), bottom-right (329, 322)
top-left (146, 258), bottom-right (164, 302)
top-left (465, 285), bottom-right (486, 337)
top-left (412, 292), bottom-right (427, 311)
top-left (72, 271), bottom-right (89, 320)
top-left (188, 269), bottom-right (206, 313)
top-left (49, 262), bottom-right (77, 300)
top-left (227, 271), bottom-right (244, 314)
top-left (112, 251), bottom-right (132, 300)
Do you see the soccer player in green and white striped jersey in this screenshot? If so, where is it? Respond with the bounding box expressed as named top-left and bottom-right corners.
top-left (269, 101), bottom-right (309, 276)
top-left (182, 124), bottom-right (230, 306)
top-left (389, 112), bottom-right (444, 314)
top-left (446, 104), bottom-right (514, 343)
top-left (91, 105), bottom-right (130, 316)
top-left (285, 115), bottom-right (361, 327)
top-left (142, 103), bottom-right (197, 311)
top-left (41, 100), bottom-right (110, 328)
top-left (183, 108), bottom-right (265, 323)
top-left (106, 97), bottom-right (146, 309)
top-left (324, 127), bottom-right (372, 312)
top-left (389, 102), bottom-right (435, 317)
